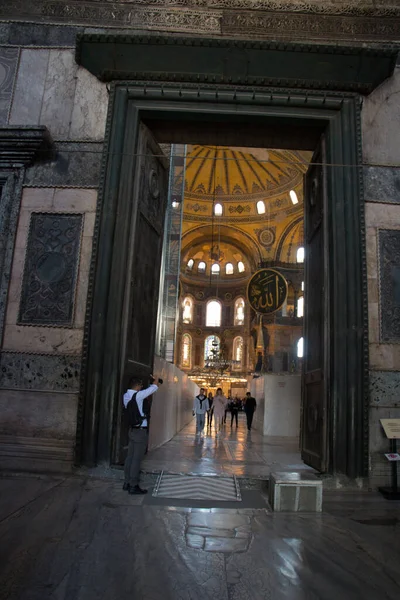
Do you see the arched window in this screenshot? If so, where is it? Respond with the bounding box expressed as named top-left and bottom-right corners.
top-left (289, 190), bottom-right (299, 205)
top-left (297, 296), bottom-right (304, 318)
top-left (181, 334), bottom-right (192, 368)
top-left (214, 203), bottom-right (223, 216)
top-left (211, 263), bottom-right (220, 275)
top-left (297, 337), bottom-right (304, 358)
top-left (297, 247), bottom-right (305, 263)
top-left (198, 261), bottom-right (206, 273)
top-left (206, 300), bottom-right (221, 327)
top-left (233, 336), bottom-right (243, 369)
top-left (204, 335), bottom-right (220, 361)
top-left (182, 297), bottom-right (193, 324)
top-left (187, 259), bottom-right (194, 269)
top-left (256, 200), bottom-right (266, 215)
top-left (238, 261), bottom-right (245, 273)
top-left (226, 262), bottom-right (234, 275)
top-left (234, 297), bottom-right (245, 325)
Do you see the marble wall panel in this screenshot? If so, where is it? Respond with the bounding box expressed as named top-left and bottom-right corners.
top-left (0, 170), bottom-right (24, 345)
top-left (18, 213), bottom-right (83, 326)
top-left (40, 50), bottom-right (78, 139)
top-left (378, 229), bottom-right (400, 343)
top-left (69, 67), bottom-right (108, 141)
top-left (3, 325), bottom-right (84, 354)
top-left (370, 370), bottom-right (400, 407)
top-left (364, 167), bottom-right (400, 204)
top-left (5, 22), bottom-right (81, 46)
top-left (24, 142), bottom-right (103, 187)
top-left (0, 47), bottom-right (19, 124)
top-left (0, 351), bottom-right (81, 392)
top-left (362, 66), bottom-right (400, 166)
top-left (0, 389), bottom-right (78, 440)
top-left (9, 49), bottom-right (49, 126)
top-left (3, 187), bottom-right (96, 353)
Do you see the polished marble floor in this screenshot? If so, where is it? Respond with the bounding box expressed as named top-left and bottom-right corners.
top-left (0, 474), bottom-right (400, 600)
top-left (143, 412), bottom-right (312, 478)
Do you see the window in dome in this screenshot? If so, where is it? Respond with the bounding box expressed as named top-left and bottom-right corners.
top-left (297, 247), bottom-right (305, 263)
top-left (297, 337), bottom-right (304, 358)
top-left (233, 336), bottom-right (243, 369)
top-left (256, 200), bottom-right (266, 215)
top-left (238, 261), bottom-right (245, 273)
top-left (198, 261), bottom-right (206, 273)
top-left (234, 297), bottom-right (245, 325)
top-left (206, 300), bottom-right (221, 327)
top-left (187, 259), bottom-right (194, 269)
top-left (297, 296), bottom-right (304, 318)
top-left (182, 297), bottom-right (193, 324)
top-left (181, 334), bottom-right (192, 368)
top-left (290, 190), bottom-right (299, 205)
top-left (226, 262), bottom-right (234, 275)
top-left (214, 203), bottom-right (223, 216)
top-left (204, 335), bottom-right (220, 361)
top-left (211, 263), bottom-right (220, 274)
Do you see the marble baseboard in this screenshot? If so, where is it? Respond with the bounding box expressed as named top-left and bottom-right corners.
top-left (0, 389), bottom-right (78, 440)
top-left (0, 434), bottom-right (74, 473)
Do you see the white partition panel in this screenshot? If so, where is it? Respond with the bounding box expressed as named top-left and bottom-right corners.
top-left (148, 356), bottom-right (198, 451)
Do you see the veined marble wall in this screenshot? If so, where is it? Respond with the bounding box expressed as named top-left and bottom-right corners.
top-left (0, 42), bottom-right (108, 472)
top-left (362, 64), bottom-right (400, 488)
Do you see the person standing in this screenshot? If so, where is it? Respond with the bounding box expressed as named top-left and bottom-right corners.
top-left (123, 374), bottom-right (163, 494)
top-left (206, 391), bottom-right (214, 428)
top-left (244, 391), bottom-right (257, 431)
top-left (230, 397), bottom-right (240, 428)
top-left (193, 388), bottom-right (208, 434)
top-left (213, 388), bottom-right (227, 433)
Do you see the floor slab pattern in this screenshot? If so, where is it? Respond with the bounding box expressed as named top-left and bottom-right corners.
top-left (153, 473), bottom-right (241, 501)
top-left (0, 475), bottom-right (400, 599)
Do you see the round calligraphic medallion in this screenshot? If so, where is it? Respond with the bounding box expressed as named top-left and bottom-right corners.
top-left (247, 268), bottom-right (288, 314)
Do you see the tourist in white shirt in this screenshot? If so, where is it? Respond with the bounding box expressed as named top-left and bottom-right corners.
top-left (123, 374), bottom-right (163, 495)
top-left (193, 387), bottom-right (209, 434)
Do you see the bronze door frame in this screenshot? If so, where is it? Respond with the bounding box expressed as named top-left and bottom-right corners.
top-left (76, 83), bottom-right (368, 479)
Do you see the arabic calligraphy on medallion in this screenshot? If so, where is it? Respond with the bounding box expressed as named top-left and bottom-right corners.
top-left (247, 268), bottom-right (288, 314)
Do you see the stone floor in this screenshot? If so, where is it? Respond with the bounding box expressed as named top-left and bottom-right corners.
top-left (143, 412), bottom-right (312, 478)
top-left (1, 474), bottom-right (400, 600)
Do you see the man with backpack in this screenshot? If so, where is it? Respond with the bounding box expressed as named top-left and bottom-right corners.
top-left (123, 374), bottom-right (163, 495)
top-left (193, 387), bottom-right (208, 434)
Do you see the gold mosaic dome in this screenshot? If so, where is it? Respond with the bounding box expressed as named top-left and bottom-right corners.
top-left (183, 145), bottom-right (311, 220)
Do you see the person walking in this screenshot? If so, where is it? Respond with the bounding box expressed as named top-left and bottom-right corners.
top-left (224, 395), bottom-right (231, 424)
top-left (193, 387), bottom-right (208, 434)
top-left (123, 374), bottom-right (163, 494)
top-left (206, 391), bottom-right (214, 428)
top-left (244, 391), bottom-right (257, 431)
top-left (230, 397), bottom-right (240, 428)
top-left (213, 388), bottom-right (227, 433)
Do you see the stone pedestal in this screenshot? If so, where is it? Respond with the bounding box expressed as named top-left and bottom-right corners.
top-left (269, 471), bottom-right (323, 512)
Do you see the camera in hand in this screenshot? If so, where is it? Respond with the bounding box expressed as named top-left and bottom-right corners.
top-left (149, 375), bottom-right (163, 385)
top-left (158, 378), bottom-right (163, 385)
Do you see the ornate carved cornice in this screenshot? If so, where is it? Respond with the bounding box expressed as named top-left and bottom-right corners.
top-left (0, 126), bottom-right (54, 169)
top-left (2, 1), bottom-right (400, 42)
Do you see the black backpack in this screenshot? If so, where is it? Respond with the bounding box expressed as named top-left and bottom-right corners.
top-left (125, 392), bottom-right (145, 428)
